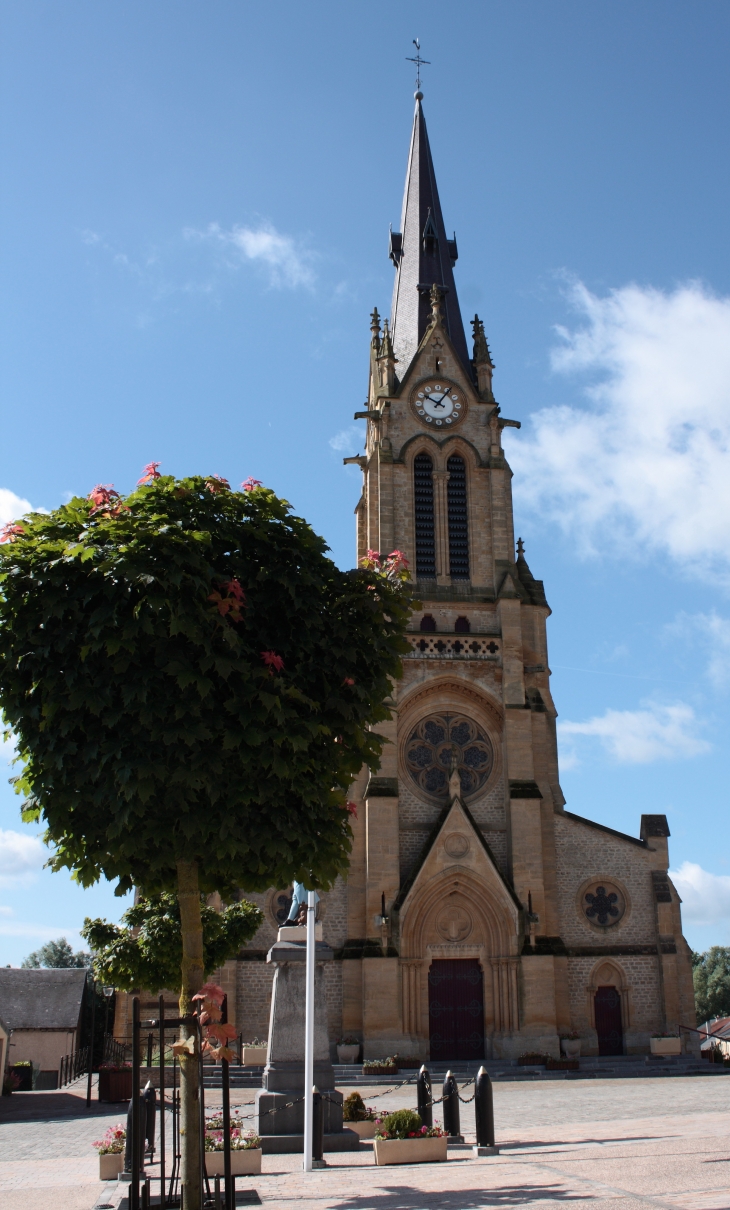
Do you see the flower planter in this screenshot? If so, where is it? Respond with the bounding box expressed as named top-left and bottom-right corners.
top-left (337, 1044), bottom-right (360, 1064)
top-left (346, 1119), bottom-right (377, 1139)
top-left (98, 1068), bottom-right (133, 1102)
top-left (99, 1153), bottom-right (124, 1181)
top-left (560, 1039), bottom-right (581, 1058)
top-left (9, 1065), bottom-right (33, 1092)
top-left (242, 1047), bottom-right (267, 1066)
top-left (650, 1037), bottom-right (681, 1056)
top-left (374, 1136), bottom-right (448, 1166)
top-left (362, 1065), bottom-right (398, 1076)
top-left (205, 1150), bottom-right (262, 1176)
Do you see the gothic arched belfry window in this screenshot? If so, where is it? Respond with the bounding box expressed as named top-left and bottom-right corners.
top-left (447, 454), bottom-right (469, 579)
top-left (414, 453), bottom-right (436, 578)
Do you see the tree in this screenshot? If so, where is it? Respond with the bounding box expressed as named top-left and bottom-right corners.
top-left (693, 947), bottom-right (730, 1023)
top-left (82, 892), bottom-right (263, 992)
top-left (0, 470), bottom-right (410, 1208)
top-left (21, 937), bottom-right (90, 968)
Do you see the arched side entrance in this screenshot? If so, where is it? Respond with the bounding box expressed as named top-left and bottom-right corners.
top-left (428, 958), bottom-right (484, 1061)
top-left (588, 960), bottom-right (630, 1056)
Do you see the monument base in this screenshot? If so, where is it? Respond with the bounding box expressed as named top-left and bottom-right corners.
top-left (256, 1087), bottom-right (344, 1135)
top-left (260, 1129), bottom-right (360, 1154)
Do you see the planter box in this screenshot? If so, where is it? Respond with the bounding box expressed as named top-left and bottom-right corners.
top-left (547, 1059), bottom-right (579, 1071)
top-left (561, 1039), bottom-right (581, 1058)
top-left (205, 1149), bottom-right (262, 1176)
top-left (362, 1065), bottom-right (398, 1076)
top-left (346, 1119), bottom-right (377, 1139)
top-left (650, 1037), bottom-right (681, 1056)
top-left (242, 1047), bottom-right (267, 1066)
top-left (98, 1068), bottom-right (133, 1102)
top-left (337, 1045), bottom-right (360, 1064)
top-left (374, 1136), bottom-right (448, 1166)
top-left (99, 1153), bottom-right (124, 1181)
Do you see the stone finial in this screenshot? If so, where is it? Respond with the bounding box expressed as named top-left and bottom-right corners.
top-left (471, 314), bottom-right (495, 401)
top-left (516, 537), bottom-right (525, 556)
top-left (378, 317), bottom-right (394, 360)
top-left (429, 283), bottom-right (444, 322)
top-left (370, 307), bottom-right (381, 352)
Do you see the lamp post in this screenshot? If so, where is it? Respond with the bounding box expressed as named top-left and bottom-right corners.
top-left (86, 975), bottom-right (97, 1108)
top-left (103, 986), bottom-right (115, 1063)
top-left (302, 889), bottom-right (316, 1172)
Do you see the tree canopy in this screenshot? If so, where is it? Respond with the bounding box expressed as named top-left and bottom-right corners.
top-left (693, 946), bottom-right (730, 1023)
top-left (83, 893), bottom-right (263, 993)
top-left (21, 937), bottom-right (90, 968)
top-left (0, 471), bottom-right (411, 898)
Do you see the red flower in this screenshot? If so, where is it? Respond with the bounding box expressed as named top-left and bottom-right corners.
top-left (137, 461), bottom-right (161, 485)
top-left (261, 650), bottom-right (284, 674)
top-left (205, 475), bottom-right (230, 494)
top-left (0, 523), bottom-right (25, 544)
top-left (241, 477), bottom-right (263, 492)
top-left (342, 677), bottom-right (355, 686)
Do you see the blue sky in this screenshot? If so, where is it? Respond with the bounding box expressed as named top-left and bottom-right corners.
top-left (2, 1), bottom-right (730, 964)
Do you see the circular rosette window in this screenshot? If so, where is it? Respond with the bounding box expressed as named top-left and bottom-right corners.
top-left (405, 713), bottom-right (494, 800)
top-left (583, 881), bottom-right (626, 928)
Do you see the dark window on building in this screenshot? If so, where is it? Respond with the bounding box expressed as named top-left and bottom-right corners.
top-left (454, 616), bottom-right (470, 633)
top-left (447, 455), bottom-right (469, 580)
top-left (420, 614), bottom-right (437, 632)
top-left (414, 453), bottom-right (436, 578)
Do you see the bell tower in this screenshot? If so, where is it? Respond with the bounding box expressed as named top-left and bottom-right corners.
top-left (335, 89), bottom-right (696, 1063)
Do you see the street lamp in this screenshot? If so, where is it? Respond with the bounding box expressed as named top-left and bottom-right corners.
top-left (103, 986), bottom-right (115, 1062)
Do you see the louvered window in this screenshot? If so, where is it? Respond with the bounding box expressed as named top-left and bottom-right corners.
top-left (447, 455), bottom-right (470, 580)
top-left (414, 453), bottom-right (436, 578)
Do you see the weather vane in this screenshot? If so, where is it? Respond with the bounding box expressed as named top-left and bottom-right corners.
top-left (406, 38), bottom-right (430, 92)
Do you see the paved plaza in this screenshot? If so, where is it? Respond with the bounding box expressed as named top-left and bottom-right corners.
top-left (2, 1074), bottom-right (730, 1209)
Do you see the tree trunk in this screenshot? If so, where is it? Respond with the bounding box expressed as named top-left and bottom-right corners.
top-left (177, 859), bottom-right (205, 1210)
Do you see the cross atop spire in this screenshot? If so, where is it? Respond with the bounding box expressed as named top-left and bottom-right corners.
top-left (389, 96), bottom-right (470, 378)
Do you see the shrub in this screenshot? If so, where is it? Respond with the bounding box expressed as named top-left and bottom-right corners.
top-left (343, 1092), bottom-right (375, 1122)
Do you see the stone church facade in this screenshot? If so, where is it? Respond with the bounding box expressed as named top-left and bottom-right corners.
top-left (117, 94), bottom-right (696, 1060)
top-left (230, 92), bottom-right (697, 1062)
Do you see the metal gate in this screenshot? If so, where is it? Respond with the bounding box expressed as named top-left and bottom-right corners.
top-left (594, 985), bottom-right (623, 1055)
top-left (428, 958), bottom-right (485, 1061)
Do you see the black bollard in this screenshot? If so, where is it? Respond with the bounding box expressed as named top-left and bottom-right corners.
top-left (142, 1082), bottom-right (156, 1158)
top-left (416, 1065), bottom-right (433, 1129)
top-left (312, 1085), bottom-right (325, 1164)
top-left (474, 1066), bottom-right (495, 1146)
top-left (442, 1070), bottom-right (463, 1142)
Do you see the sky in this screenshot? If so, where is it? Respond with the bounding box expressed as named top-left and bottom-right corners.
top-left (2, 0), bottom-right (730, 964)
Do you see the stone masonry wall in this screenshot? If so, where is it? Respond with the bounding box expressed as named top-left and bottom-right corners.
top-left (554, 814), bottom-right (657, 947)
top-left (567, 954), bottom-right (664, 1048)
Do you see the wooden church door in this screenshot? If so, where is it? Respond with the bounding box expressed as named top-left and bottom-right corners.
top-left (594, 985), bottom-right (623, 1055)
top-left (428, 959), bottom-right (485, 1061)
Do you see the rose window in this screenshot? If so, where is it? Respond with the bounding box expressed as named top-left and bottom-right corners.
top-left (405, 713), bottom-right (493, 799)
top-left (583, 882), bottom-right (625, 927)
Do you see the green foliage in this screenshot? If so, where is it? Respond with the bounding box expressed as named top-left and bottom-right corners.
top-left (693, 947), bottom-right (730, 1023)
top-left (21, 937), bottom-right (90, 968)
top-left (343, 1091), bottom-right (370, 1122)
top-left (82, 892), bottom-right (263, 993)
top-left (376, 1109), bottom-right (423, 1139)
top-left (0, 474), bottom-right (411, 897)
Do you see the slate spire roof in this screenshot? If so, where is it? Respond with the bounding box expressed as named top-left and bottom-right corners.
top-left (389, 95), bottom-right (470, 378)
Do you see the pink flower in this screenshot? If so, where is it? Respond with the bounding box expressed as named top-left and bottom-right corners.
top-left (241, 477), bottom-right (263, 492)
top-left (205, 475), bottom-right (230, 494)
top-left (0, 523), bottom-right (24, 544)
top-left (137, 462), bottom-right (161, 485)
top-left (261, 650), bottom-right (284, 674)
top-left (342, 677), bottom-right (355, 686)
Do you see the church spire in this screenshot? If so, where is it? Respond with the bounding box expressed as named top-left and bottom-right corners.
top-left (388, 94), bottom-right (470, 378)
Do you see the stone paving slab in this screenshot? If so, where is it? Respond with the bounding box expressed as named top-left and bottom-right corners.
top-left (3, 1076), bottom-right (730, 1210)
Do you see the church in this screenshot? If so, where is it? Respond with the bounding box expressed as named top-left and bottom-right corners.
top-left (119, 91), bottom-right (697, 1063)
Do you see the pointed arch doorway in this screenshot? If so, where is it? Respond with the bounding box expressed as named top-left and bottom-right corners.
top-left (428, 958), bottom-right (485, 1061)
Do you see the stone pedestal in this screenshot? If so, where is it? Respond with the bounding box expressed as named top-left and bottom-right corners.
top-left (254, 932), bottom-right (358, 1153)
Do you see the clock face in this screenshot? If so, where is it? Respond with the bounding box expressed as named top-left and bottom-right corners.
top-left (411, 380), bottom-right (466, 427)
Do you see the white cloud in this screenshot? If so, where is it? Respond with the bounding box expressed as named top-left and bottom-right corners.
top-left (505, 280), bottom-right (730, 584)
top-left (0, 488), bottom-right (33, 528)
top-left (0, 829), bottom-right (47, 888)
top-left (0, 906), bottom-right (13, 917)
top-left (670, 861), bottom-right (730, 926)
top-left (558, 701), bottom-right (710, 765)
top-left (667, 611), bottom-right (730, 690)
top-left (185, 222), bottom-right (314, 289)
top-left (329, 425), bottom-right (364, 454)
